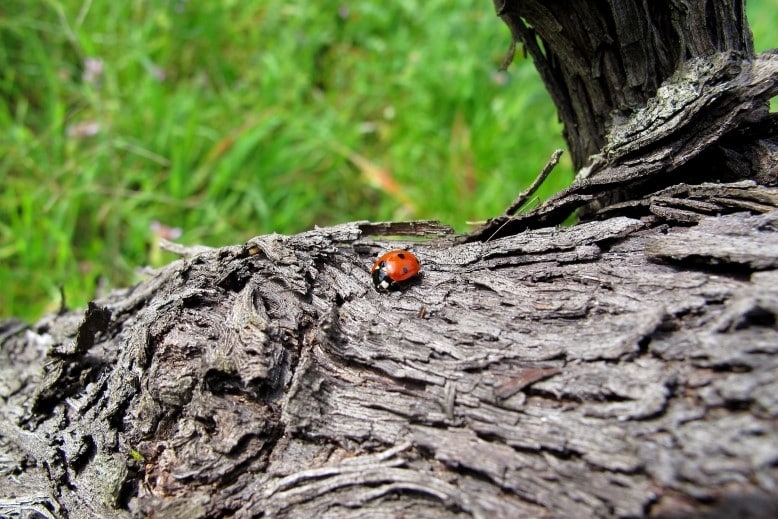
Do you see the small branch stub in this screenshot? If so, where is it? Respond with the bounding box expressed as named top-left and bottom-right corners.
top-left (504, 149), bottom-right (564, 216)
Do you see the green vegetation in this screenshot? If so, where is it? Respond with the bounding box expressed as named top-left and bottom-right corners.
top-left (1, 1), bottom-right (775, 320)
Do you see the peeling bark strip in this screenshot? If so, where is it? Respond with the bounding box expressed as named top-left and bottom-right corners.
top-left (2, 212), bottom-right (777, 518)
top-left (469, 51), bottom-right (778, 241)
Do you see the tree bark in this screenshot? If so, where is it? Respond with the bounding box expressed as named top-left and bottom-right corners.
top-left (469, 50), bottom-right (777, 241)
top-left (2, 1), bottom-right (778, 518)
top-left (2, 213), bottom-right (778, 518)
top-left (495, 0), bottom-right (756, 171)
top-left (473, 0), bottom-right (777, 242)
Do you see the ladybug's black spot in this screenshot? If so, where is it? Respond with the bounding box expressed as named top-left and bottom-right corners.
top-left (397, 253), bottom-right (406, 259)
top-left (402, 267), bottom-right (409, 274)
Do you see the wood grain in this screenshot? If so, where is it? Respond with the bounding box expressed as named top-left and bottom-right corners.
top-left (2, 212), bottom-right (776, 518)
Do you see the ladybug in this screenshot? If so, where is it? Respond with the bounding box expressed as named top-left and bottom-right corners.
top-left (371, 250), bottom-right (421, 292)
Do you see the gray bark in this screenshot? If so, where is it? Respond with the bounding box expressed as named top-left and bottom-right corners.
top-left (3, 1), bottom-right (778, 518)
top-left (469, 51), bottom-right (778, 240)
top-left (495, 0), bottom-right (756, 170)
top-left (2, 211), bottom-right (778, 518)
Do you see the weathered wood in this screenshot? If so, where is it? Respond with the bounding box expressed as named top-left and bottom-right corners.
top-left (495, 0), bottom-right (756, 170)
top-left (646, 210), bottom-right (778, 269)
top-left (469, 51), bottom-right (778, 240)
top-left (2, 212), bottom-right (777, 518)
top-left (3, 2), bottom-right (778, 518)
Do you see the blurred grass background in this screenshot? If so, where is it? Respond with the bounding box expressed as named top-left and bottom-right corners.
top-left (1, 1), bottom-right (775, 320)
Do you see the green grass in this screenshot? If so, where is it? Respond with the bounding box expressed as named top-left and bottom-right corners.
top-left (1, 1), bottom-right (774, 320)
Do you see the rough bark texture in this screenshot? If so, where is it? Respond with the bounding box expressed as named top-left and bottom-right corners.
top-left (495, 0), bottom-right (755, 170)
top-left (2, 212), bottom-right (778, 518)
top-left (478, 1), bottom-right (777, 242)
top-left (469, 51), bottom-right (778, 241)
top-left (3, 1), bottom-right (778, 518)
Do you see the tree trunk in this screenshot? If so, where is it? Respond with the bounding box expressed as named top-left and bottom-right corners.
top-left (471, 0), bottom-right (776, 241)
top-left (2, 1), bottom-right (778, 518)
top-left (495, 0), bottom-right (756, 170)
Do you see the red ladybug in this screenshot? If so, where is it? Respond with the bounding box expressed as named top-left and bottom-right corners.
top-left (371, 250), bottom-right (421, 291)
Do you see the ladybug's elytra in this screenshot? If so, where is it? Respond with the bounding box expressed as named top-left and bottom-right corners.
top-left (371, 250), bottom-right (421, 291)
